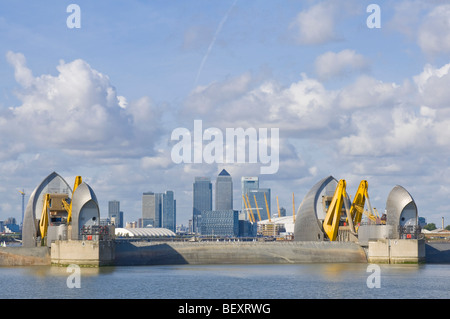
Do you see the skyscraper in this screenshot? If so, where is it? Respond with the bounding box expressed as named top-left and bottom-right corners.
top-left (142, 192), bottom-right (161, 227)
top-left (142, 191), bottom-right (176, 232)
top-left (215, 169), bottom-right (233, 211)
top-left (162, 190), bottom-right (176, 232)
top-left (193, 177), bottom-right (212, 233)
top-left (108, 200), bottom-right (123, 227)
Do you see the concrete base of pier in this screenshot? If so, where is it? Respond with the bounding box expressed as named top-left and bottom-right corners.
top-left (114, 241), bottom-right (368, 266)
top-left (0, 247), bottom-right (50, 266)
top-left (0, 239), bottom-right (430, 267)
top-left (367, 239), bottom-right (425, 264)
top-left (50, 240), bottom-right (115, 267)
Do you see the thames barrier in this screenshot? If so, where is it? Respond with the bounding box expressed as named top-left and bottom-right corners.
top-left (0, 172), bottom-right (432, 267)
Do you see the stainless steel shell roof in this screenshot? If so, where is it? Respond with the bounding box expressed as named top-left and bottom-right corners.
top-left (294, 176), bottom-right (337, 241)
top-left (70, 182), bottom-right (100, 240)
top-left (385, 185), bottom-right (417, 238)
top-left (22, 172), bottom-right (72, 247)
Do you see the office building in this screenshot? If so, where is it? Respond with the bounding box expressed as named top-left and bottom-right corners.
top-left (142, 191), bottom-right (176, 232)
top-left (193, 177), bottom-right (212, 233)
top-left (108, 200), bottom-right (123, 228)
top-left (162, 191), bottom-right (176, 232)
top-left (215, 169), bottom-right (233, 211)
top-left (200, 210), bottom-right (239, 237)
top-left (142, 192), bottom-right (160, 227)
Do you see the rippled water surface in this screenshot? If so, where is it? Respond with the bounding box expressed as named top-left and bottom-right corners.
top-left (0, 263), bottom-right (448, 299)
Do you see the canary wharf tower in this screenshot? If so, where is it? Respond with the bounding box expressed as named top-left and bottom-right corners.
top-left (215, 169), bottom-right (233, 211)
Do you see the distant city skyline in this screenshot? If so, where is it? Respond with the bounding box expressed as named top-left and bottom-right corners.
top-left (1, 1), bottom-right (449, 228)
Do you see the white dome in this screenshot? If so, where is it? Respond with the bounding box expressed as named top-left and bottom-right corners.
top-left (115, 227), bottom-right (176, 238)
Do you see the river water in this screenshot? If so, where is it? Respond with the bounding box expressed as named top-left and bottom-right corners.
top-left (0, 263), bottom-right (448, 299)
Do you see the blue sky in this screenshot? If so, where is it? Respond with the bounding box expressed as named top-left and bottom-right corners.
top-left (1, 0), bottom-right (450, 227)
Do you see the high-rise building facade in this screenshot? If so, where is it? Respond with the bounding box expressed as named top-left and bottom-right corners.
top-left (193, 177), bottom-right (212, 233)
top-left (215, 169), bottom-right (233, 211)
top-left (200, 210), bottom-right (239, 237)
top-left (142, 191), bottom-right (176, 232)
top-left (162, 191), bottom-right (176, 232)
top-left (142, 192), bottom-right (160, 227)
top-left (108, 200), bottom-right (123, 227)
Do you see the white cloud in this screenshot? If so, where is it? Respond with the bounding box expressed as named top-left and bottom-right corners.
top-left (386, 0), bottom-right (427, 39)
top-left (3, 51), bottom-right (163, 158)
top-left (289, 2), bottom-right (339, 45)
top-left (183, 72), bottom-right (337, 135)
top-left (288, 0), bottom-right (360, 46)
top-left (337, 75), bottom-right (400, 110)
top-left (417, 4), bottom-right (450, 56)
top-left (6, 51), bottom-right (33, 88)
top-left (413, 62), bottom-right (450, 108)
top-left (314, 50), bottom-right (369, 80)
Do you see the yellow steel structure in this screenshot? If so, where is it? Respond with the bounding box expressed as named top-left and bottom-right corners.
top-left (253, 195), bottom-right (262, 222)
top-left (348, 180), bottom-right (370, 226)
top-left (323, 180), bottom-right (347, 241)
top-left (276, 196), bottom-right (280, 218)
top-left (39, 175), bottom-right (82, 243)
top-left (245, 194), bottom-right (255, 223)
top-left (67, 176), bottom-right (82, 223)
top-left (242, 194), bottom-right (254, 223)
top-left (264, 192), bottom-right (271, 222)
top-left (323, 179), bottom-right (379, 241)
top-left (39, 193), bottom-right (51, 240)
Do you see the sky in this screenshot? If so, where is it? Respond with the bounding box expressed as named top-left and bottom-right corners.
top-left (1, 0), bottom-right (450, 227)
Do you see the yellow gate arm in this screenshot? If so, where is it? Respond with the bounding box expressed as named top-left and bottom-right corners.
top-left (349, 180), bottom-right (368, 225)
top-left (67, 176), bottom-right (82, 223)
top-left (323, 180), bottom-right (346, 241)
top-left (39, 194), bottom-right (50, 239)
